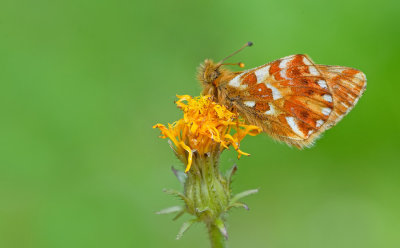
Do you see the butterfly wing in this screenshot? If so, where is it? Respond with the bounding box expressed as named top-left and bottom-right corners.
top-left (316, 65), bottom-right (366, 127)
top-left (225, 54), bottom-right (366, 148)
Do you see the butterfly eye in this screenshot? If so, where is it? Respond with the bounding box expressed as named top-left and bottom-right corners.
top-left (212, 70), bottom-right (220, 79)
top-left (200, 61), bottom-right (220, 85)
top-left (205, 70), bottom-right (219, 83)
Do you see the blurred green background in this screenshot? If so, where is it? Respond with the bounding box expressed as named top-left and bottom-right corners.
top-left (1, 0), bottom-right (399, 247)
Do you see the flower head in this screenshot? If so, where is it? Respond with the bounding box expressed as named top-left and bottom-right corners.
top-left (154, 95), bottom-right (261, 172)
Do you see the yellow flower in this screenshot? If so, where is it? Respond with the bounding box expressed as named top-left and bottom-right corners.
top-left (153, 95), bottom-right (261, 172)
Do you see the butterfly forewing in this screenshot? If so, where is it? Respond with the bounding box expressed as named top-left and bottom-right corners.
top-left (225, 54), bottom-right (366, 148)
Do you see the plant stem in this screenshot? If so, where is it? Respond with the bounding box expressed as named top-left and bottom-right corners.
top-left (208, 223), bottom-right (225, 248)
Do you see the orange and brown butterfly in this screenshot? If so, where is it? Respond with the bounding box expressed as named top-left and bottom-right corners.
top-left (198, 42), bottom-right (367, 148)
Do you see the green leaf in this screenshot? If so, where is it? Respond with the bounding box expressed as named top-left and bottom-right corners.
top-left (230, 188), bottom-right (258, 204)
top-left (155, 206), bottom-right (182, 215)
top-left (214, 218), bottom-right (228, 240)
top-left (171, 166), bottom-right (187, 185)
top-left (227, 202), bottom-right (249, 211)
top-left (176, 219), bottom-right (197, 240)
top-left (172, 210), bottom-right (185, 221)
top-left (195, 207), bottom-right (212, 217)
top-left (163, 189), bottom-right (192, 210)
top-left (163, 189), bottom-right (188, 202)
top-left (195, 206), bottom-right (210, 213)
top-left (225, 163), bottom-right (237, 188)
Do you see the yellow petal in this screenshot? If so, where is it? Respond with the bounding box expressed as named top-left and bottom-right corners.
top-left (179, 141), bottom-right (193, 173)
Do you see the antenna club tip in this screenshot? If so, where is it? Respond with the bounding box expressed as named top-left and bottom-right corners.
top-left (247, 41), bottom-right (253, 47)
top-left (238, 62), bottom-right (245, 68)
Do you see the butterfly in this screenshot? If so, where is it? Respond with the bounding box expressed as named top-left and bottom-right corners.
top-left (198, 42), bottom-right (367, 148)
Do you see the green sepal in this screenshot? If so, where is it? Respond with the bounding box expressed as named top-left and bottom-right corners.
top-left (195, 207), bottom-right (210, 214)
top-left (155, 206), bottom-right (183, 215)
top-left (171, 166), bottom-right (187, 185)
top-left (176, 219), bottom-right (198, 240)
top-left (230, 189), bottom-right (258, 204)
top-left (214, 218), bottom-right (228, 240)
top-left (172, 210), bottom-right (185, 221)
top-left (162, 188), bottom-right (191, 207)
top-left (227, 202), bottom-right (249, 211)
top-left (225, 163), bottom-right (237, 189)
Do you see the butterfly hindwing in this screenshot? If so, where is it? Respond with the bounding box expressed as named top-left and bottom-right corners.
top-left (316, 65), bottom-right (366, 128)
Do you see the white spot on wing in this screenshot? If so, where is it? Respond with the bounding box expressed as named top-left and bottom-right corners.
top-left (255, 65), bottom-right (270, 83)
top-left (285, 116), bottom-right (304, 137)
top-left (316, 119), bottom-right (324, 127)
top-left (264, 103), bottom-right (276, 115)
top-left (332, 68), bottom-right (345, 73)
top-left (279, 58), bottom-right (291, 69)
top-left (323, 94), bottom-right (333, 102)
top-left (302, 56), bottom-right (313, 66)
top-left (309, 66), bottom-right (320, 76)
top-left (244, 101), bottom-right (255, 107)
top-left (228, 71), bottom-right (246, 88)
top-left (355, 72), bottom-right (366, 81)
top-left (266, 83), bottom-right (282, 100)
top-left (322, 107), bottom-right (332, 116)
top-left (280, 69), bottom-right (289, 80)
top-left (317, 80), bottom-right (328, 89)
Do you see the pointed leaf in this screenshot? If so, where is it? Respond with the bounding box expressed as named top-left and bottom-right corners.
top-left (172, 210), bottom-right (185, 221)
top-left (214, 218), bottom-right (228, 240)
top-left (227, 202), bottom-right (249, 211)
top-left (195, 207), bottom-right (210, 213)
top-left (171, 166), bottom-right (187, 185)
top-left (163, 189), bottom-right (191, 207)
top-left (226, 164), bottom-right (237, 190)
top-left (226, 163), bottom-right (238, 182)
top-left (230, 189), bottom-right (259, 204)
top-left (176, 219), bottom-right (197, 240)
top-left (155, 206), bottom-right (182, 215)
top-left (168, 140), bottom-right (179, 157)
top-left (195, 207), bottom-right (212, 217)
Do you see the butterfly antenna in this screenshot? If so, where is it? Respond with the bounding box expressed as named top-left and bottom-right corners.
top-left (220, 62), bottom-right (246, 68)
top-left (217, 41), bottom-right (253, 66)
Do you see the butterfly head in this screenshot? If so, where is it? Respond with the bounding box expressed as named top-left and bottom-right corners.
top-left (198, 59), bottom-right (221, 86)
top-left (198, 42), bottom-right (253, 87)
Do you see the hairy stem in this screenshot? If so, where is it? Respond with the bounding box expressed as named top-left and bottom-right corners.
top-left (208, 223), bottom-right (225, 248)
